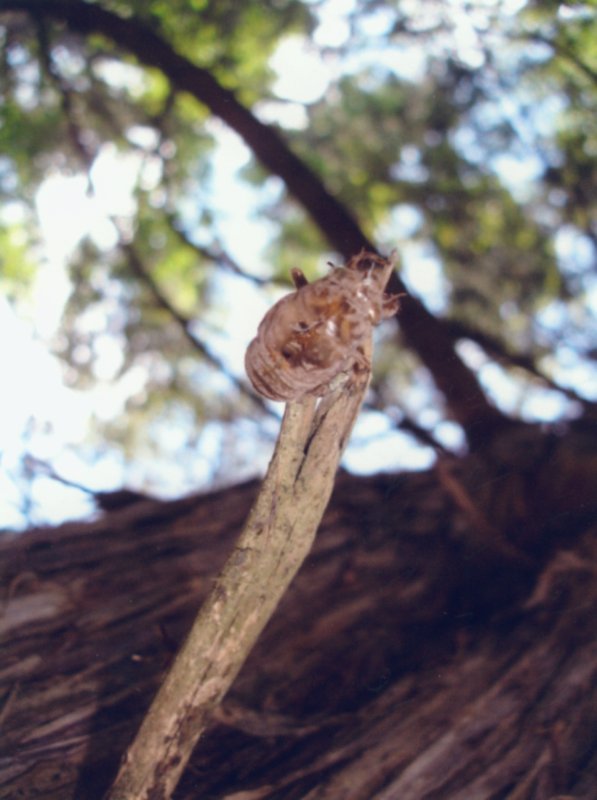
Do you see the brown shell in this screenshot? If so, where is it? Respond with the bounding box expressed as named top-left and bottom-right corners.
top-left (245, 251), bottom-right (401, 401)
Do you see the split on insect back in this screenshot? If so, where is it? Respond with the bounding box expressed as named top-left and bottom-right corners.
top-left (245, 250), bottom-right (402, 401)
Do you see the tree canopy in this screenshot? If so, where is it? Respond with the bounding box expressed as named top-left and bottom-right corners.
top-left (0, 0), bottom-right (595, 526)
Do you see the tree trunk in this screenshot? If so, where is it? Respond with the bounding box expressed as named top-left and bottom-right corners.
top-left (2, 421), bottom-right (596, 799)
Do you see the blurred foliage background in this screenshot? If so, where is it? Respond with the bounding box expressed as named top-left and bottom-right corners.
top-left (0, 0), bottom-right (595, 528)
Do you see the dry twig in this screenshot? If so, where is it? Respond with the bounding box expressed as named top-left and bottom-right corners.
top-left (105, 351), bottom-right (372, 800)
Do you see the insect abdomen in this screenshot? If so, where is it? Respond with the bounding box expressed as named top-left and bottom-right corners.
top-left (245, 251), bottom-right (400, 401)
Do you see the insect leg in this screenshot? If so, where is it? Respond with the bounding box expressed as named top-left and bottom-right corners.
top-left (381, 292), bottom-right (405, 318)
top-left (290, 268), bottom-right (309, 289)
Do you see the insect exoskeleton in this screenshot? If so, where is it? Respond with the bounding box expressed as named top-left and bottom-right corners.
top-left (245, 250), bottom-right (402, 401)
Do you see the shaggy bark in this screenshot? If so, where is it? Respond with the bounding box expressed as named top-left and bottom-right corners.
top-left (2, 420), bottom-right (596, 800)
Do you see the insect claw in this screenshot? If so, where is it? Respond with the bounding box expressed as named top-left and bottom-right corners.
top-left (290, 268), bottom-right (309, 289)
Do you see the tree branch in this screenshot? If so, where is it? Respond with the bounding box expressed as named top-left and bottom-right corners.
top-left (116, 231), bottom-right (274, 416)
top-left (392, 409), bottom-right (454, 454)
top-left (164, 212), bottom-right (274, 287)
top-left (33, 15), bottom-right (97, 175)
top-left (520, 31), bottom-right (597, 86)
top-left (444, 318), bottom-right (595, 408)
top-left (2, 0), bottom-right (509, 444)
top-left (105, 359), bottom-right (372, 800)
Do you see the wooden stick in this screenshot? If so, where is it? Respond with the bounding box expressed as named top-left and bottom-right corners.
top-left (105, 353), bottom-right (371, 800)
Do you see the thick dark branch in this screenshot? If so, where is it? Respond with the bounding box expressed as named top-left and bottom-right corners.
top-left (444, 318), bottom-right (595, 408)
top-left (2, 0), bottom-right (509, 443)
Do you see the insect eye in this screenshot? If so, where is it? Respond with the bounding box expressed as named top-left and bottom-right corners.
top-left (355, 258), bottom-right (374, 272)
